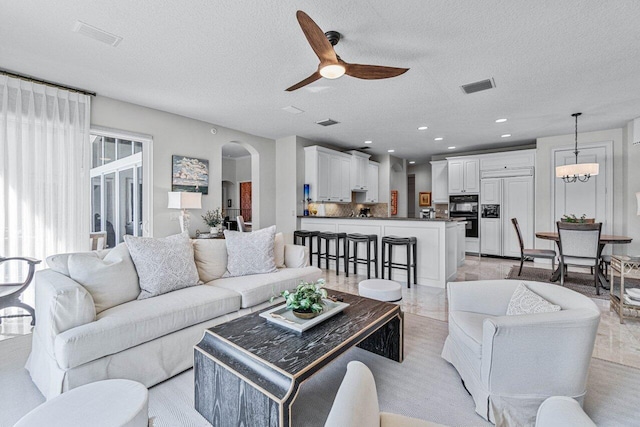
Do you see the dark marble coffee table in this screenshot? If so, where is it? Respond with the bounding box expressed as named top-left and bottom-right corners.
top-left (194, 290), bottom-right (403, 427)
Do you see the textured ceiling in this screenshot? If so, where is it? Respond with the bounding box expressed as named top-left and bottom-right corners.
top-left (2, 1), bottom-right (640, 163)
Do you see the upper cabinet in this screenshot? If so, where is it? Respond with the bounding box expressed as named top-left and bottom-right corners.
top-left (366, 161), bottom-right (379, 203)
top-left (305, 146), bottom-right (352, 202)
top-left (346, 150), bottom-right (371, 192)
top-left (448, 157), bottom-right (479, 194)
top-left (479, 149), bottom-right (535, 172)
top-left (430, 160), bottom-right (448, 203)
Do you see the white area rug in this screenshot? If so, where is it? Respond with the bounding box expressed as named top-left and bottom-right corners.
top-left (2, 314), bottom-right (639, 426)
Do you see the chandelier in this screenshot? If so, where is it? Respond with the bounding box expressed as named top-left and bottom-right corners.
top-left (555, 113), bottom-right (599, 183)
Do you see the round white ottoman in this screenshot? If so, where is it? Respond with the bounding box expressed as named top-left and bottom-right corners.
top-left (359, 279), bottom-right (402, 302)
top-left (15, 379), bottom-right (148, 427)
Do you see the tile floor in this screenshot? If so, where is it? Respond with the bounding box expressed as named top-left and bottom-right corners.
top-left (2, 254), bottom-right (640, 369)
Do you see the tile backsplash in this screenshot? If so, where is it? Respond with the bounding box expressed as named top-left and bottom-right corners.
top-left (307, 202), bottom-right (388, 217)
top-left (434, 203), bottom-right (449, 219)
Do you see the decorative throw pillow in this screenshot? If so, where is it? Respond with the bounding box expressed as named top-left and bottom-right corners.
top-left (223, 226), bottom-right (277, 277)
top-left (124, 232), bottom-right (200, 299)
top-left (192, 238), bottom-right (228, 283)
top-left (68, 243), bottom-right (140, 313)
top-left (274, 232), bottom-right (285, 268)
top-left (506, 283), bottom-right (561, 315)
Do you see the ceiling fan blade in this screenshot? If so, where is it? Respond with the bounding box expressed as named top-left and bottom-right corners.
top-left (344, 62), bottom-right (409, 80)
top-left (296, 10), bottom-right (338, 64)
top-left (285, 71), bottom-right (322, 92)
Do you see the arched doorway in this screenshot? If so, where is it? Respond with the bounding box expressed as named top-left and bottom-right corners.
top-left (221, 142), bottom-right (254, 230)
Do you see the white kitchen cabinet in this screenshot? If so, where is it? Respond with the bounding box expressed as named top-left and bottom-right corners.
top-left (479, 149), bottom-right (535, 171)
top-left (448, 158), bottom-right (479, 194)
top-left (430, 160), bottom-right (448, 203)
top-left (480, 218), bottom-right (502, 256)
top-left (355, 161), bottom-right (379, 203)
top-left (502, 176), bottom-right (534, 258)
top-left (347, 150), bottom-right (370, 191)
top-left (305, 146), bottom-right (352, 202)
top-left (457, 222), bottom-right (466, 266)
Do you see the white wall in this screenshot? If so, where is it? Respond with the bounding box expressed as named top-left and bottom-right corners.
top-left (276, 135), bottom-right (298, 243)
top-left (91, 96), bottom-right (276, 237)
top-left (408, 163), bottom-right (432, 218)
top-left (536, 128), bottom-right (625, 252)
top-left (235, 156), bottom-right (251, 182)
top-left (624, 120), bottom-right (640, 254)
top-left (389, 155), bottom-right (407, 217)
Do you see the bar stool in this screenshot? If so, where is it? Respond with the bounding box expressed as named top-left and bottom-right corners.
top-left (346, 233), bottom-right (379, 279)
top-left (293, 230), bottom-right (319, 266)
top-left (318, 232), bottom-right (348, 275)
top-left (381, 235), bottom-right (417, 288)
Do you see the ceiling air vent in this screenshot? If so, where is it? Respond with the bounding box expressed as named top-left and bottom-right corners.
top-left (460, 78), bottom-right (495, 94)
top-left (316, 118), bottom-right (340, 127)
top-left (73, 21), bottom-right (123, 47)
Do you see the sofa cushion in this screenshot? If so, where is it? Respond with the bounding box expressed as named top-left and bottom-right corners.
top-left (124, 232), bottom-right (200, 299)
top-left (212, 266), bottom-right (322, 308)
top-left (68, 243), bottom-right (141, 313)
top-left (448, 311), bottom-right (489, 360)
top-left (274, 232), bottom-right (285, 268)
top-left (46, 250), bottom-right (108, 277)
top-left (506, 283), bottom-right (561, 316)
top-left (54, 285), bottom-right (241, 369)
top-left (223, 226), bottom-right (277, 277)
top-left (192, 239), bottom-right (228, 282)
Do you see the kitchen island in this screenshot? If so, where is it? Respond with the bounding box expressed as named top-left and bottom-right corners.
top-left (299, 216), bottom-right (465, 288)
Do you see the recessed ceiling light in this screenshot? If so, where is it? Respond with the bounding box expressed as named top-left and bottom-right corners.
top-left (364, 140), bottom-right (372, 144)
top-left (434, 137), bottom-right (443, 141)
top-left (388, 149), bottom-right (395, 153)
top-left (417, 126), bottom-right (428, 131)
top-left (495, 118), bottom-right (507, 123)
top-left (409, 161), bottom-right (416, 164)
top-left (501, 134), bottom-right (511, 138)
top-left (447, 146), bottom-right (456, 150)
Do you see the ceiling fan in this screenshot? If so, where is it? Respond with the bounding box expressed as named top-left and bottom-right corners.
top-left (285, 11), bottom-right (409, 91)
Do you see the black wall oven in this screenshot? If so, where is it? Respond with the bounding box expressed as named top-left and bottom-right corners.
top-left (449, 194), bottom-right (479, 238)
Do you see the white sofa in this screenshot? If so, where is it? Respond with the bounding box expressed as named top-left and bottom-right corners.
top-left (441, 280), bottom-right (600, 426)
top-left (26, 239), bottom-right (321, 399)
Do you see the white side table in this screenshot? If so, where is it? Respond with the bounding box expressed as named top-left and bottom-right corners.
top-left (359, 279), bottom-right (402, 302)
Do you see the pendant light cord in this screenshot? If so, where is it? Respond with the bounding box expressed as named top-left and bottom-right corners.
top-left (572, 112), bottom-right (582, 164)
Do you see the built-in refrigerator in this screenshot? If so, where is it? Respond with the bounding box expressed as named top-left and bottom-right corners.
top-left (480, 168), bottom-right (534, 257)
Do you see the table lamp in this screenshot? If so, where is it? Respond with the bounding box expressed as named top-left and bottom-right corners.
top-left (168, 192), bottom-right (202, 233)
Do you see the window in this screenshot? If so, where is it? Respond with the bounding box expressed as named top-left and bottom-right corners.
top-left (90, 130), bottom-right (151, 246)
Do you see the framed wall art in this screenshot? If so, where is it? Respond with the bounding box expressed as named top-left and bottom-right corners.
top-left (390, 190), bottom-right (398, 215)
top-left (172, 155), bottom-right (209, 194)
top-left (419, 192), bottom-right (432, 207)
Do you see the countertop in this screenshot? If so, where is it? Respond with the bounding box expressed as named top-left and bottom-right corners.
top-left (297, 215), bottom-right (464, 222)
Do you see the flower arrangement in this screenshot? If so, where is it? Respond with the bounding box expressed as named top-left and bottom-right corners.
top-left (561, 214), bottom-right (594, 223)
top-left (202, 208), bottom-right (223, 228)
top-left (280, 279), bottom-right (328, 318)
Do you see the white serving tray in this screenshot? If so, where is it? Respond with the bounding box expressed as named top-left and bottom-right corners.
top-left (259, 300), bottom-right (350, 333)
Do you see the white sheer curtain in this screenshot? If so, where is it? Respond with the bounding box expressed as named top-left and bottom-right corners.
top-left (0, 76), bottom-right (90, 295)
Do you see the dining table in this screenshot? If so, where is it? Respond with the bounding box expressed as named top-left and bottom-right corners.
top-left (535, 231), bottom-right (633, 290)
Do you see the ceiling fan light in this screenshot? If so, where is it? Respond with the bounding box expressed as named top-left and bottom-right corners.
top-left (319, 64), bottom-right (346, 79)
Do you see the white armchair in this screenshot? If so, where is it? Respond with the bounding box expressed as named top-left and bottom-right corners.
top-left (441, 280), bottom-right (600, 426)
top-left (325, 361), bottom-right (445, 427)
top-left (535, 396), bottom-right (596, 427)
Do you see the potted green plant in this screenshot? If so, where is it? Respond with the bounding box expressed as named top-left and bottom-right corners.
top-left (561, 214), bottom-right (595, 224)
top-left (280, 279), bottom-right (328, 319)
top-left (202, 208), bottom-right (223, 234)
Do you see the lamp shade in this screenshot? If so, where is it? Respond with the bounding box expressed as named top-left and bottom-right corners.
top-left (555, 163), bottom-right (599, 178)
top-left (637, 192), bottom-right (640, 216)
top-left (167, 191), bottom-right (202, 209)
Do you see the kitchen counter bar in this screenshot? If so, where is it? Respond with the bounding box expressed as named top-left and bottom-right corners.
top-left (299, 217), bottom-right (465, 288)
top-left (297, 216), bottom-right (460, 222)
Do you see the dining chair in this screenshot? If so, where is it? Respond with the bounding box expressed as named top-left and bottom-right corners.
top-left (511, 218), bottom-right (556, 276)
top-left (90, 232), bottom-right (107, 251)
top-left (236, 215), bottom-right (248, 232)
top-left (556, 221), bottom-right (602, 294)
top-left (0, 256), bottom-right (41, 326)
